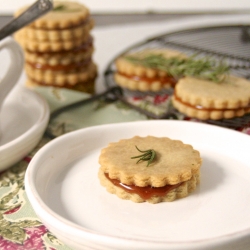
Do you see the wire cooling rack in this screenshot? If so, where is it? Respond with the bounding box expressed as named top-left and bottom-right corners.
top-left (104, 25), bottom-right (250, 129)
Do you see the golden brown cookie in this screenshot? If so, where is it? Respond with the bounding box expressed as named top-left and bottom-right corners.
top-left (14, 1), bottom-right (97, 94)
top-left (25, 61), bottom-right (97, 86)
top-left (114, 49), bottom-right (187, 92)
top-left (98, 136), bottom-right (202, 203)
top-left (14, 32), bottom-right (91, 52)
top-left (14, 1), bottom-right (90, 29)
top-left (25, 47), bottom-right (94, 66)
top-left (26, 76), bottom-right (96, 94)
top-left (24, 37), bottom-right (94, 66)
top-left (14, 18), bottom-right (94, 42)
top-left (172, 76), bottom-right (250, 120)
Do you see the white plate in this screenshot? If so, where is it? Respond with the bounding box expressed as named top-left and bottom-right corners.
top-left (0, 86), bottom-right (49, 170)
top-left (25, 120), bottom-right (250, 250)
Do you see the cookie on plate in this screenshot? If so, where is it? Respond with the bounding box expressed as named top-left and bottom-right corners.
top-left (114, 49), bottom-right (187, 92)
top-left (172, 76), bottom-right (250, 120)
top-left (98, 136), bottom-right (202, 204)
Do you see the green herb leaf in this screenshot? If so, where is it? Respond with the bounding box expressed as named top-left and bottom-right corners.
top-left (125, 53), bottom-right (229, 82)
top-left (53, 4), bottom-right (79, 12)
top-left (131, 146), bottom-right (156, 167)
top-left (53, 4), bottom-right (67, 11)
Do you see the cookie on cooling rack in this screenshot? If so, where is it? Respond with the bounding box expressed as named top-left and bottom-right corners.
top-left (98, 136), bottom-right (202, 204)
top-left (172, 76), bottom-right (250, 120)
top-left (114, 49), bottom-right (187, 92)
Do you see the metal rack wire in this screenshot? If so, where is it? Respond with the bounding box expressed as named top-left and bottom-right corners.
top-left (104, 25), bottom-right (250, 129)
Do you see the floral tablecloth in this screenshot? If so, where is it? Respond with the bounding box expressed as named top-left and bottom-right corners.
top-left (0, 86), bottom-right (250, 250)
top-left (0, 86), bottom-right (147, 250)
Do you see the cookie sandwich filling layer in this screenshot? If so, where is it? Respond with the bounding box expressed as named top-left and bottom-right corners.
top-left (104, 172), bottom-right (186, 200)
top-left (174, 92), bottom-right (250, 112)
top-left (98, 136), bottom-right (202, 203)
top-left (172, 76), bottom-right (250, 120)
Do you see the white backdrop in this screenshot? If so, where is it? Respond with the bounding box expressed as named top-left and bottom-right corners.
top-left (0, 0), bottom-right (250, 14)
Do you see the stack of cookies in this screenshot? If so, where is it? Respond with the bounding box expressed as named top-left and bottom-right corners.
top-left (14, 1), bottom-right (97, 94)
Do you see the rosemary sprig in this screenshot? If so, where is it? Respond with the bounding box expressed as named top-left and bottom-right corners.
top-left (53, 4), bottom-right (79, 12)
top-left (131, 146), bottom-right (156, 167)
top-left (53, 4), bottom-right (67, 11)
top-left (125, 54), bottom-right (230, 82)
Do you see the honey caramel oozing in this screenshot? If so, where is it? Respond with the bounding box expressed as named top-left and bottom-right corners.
top-left (104, 173), bottom-right (182, 200)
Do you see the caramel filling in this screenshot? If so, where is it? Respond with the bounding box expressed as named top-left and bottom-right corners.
top-left (174, 92), bottom-right (250, 112)
top-left (118, 72), bottom-right (177, 87)
top-left (26, 57), bottom-right (91, 71)
top-left (105, 173), bottom-right (182, 200)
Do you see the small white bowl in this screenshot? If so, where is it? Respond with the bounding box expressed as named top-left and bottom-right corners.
top-left (0, 86), bottom-right (49, 170)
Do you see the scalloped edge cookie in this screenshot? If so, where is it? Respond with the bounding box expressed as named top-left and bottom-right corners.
top-left (26, 76), bottom-right (96, 93)
top-left (114, 49), bottom-right (187, 92)
top-left (25, 62), bottom-right (97, 85)
top-left (14, 32), bottom-right (91, 52)
top-left (98, 136), bottom-right (202, 203)
top-left (172, 76), bottom-right (250, 120)
top-left (98, 169), bottom-right (200, 203)
top-left (25, 45), bottom-right (94, 66)
top-left (14, 1), bottom-right (90, 29)
top-left (114, 73), bottom-right (174, 92)
top-left (14, 18), bottom-right (94, 42)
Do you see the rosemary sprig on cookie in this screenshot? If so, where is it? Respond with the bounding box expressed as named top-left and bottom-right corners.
top-left (125, 54), bottom-right (229, 82)
top-left (131, 146), bottom-right (156, 167)
top-left (53, 4), bottom-right (79, 12)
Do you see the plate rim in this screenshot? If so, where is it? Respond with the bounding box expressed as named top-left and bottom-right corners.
top-left (25, 120), bottom-right (250, 249)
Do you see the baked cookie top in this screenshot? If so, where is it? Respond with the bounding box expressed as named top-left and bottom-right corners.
top-left (14, 32), bottom-right (91, 52)
top-left (175, 76), bottom-right (250, 109)
top-left (15, 1), bottom-right (90, 29)
top-left (115, 49), bottom-right (187, 78)
top-left (99, 136), bottom-right (202, 187)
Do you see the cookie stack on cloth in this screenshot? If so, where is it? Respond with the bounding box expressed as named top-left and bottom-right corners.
top-left (14, 1), bottom-right (97, 94)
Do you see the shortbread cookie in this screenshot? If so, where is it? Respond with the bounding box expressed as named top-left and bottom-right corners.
top-left (172, 76), bottom-right (250, 120)
top-left (14, 1), bottom-right (90, 29)
top-left (25, 62), bottom-right (97, 85)
top-left (15, 18), bottom-right (94, 42)
top-left (14, 1), bottom-right (97, 94)
top-left (26, 76), bottom-right (96, 93)
top-left (98, 136), bottom-right (202, 203)
top-left (25, 56), bottom-right (92, 71)
top-left (114, 49), bottom-right (187, 92)
top-left (14, 32), bottom-right (91, 52)
top-left (24, 37), bottom-right (93, 65)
